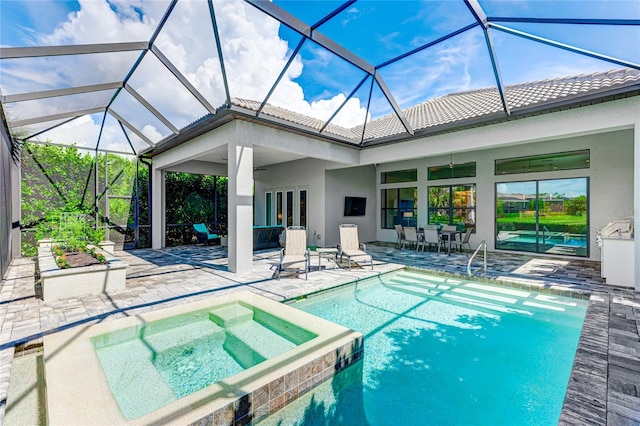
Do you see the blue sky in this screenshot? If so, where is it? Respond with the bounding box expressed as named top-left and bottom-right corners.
top-left (0, 0), bottom-right (638, 148)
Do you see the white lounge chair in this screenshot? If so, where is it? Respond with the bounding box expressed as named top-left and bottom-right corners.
top-left (338, 224), bottom-right (373, 270)
top-left (276, 226), bottom-right (310, 280)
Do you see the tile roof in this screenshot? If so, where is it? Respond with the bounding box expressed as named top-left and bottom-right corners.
top-left (232, 68), bottom-right (640, 145)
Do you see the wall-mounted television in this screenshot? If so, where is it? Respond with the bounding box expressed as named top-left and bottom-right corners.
top-left (344, 196), bottom-right (366, 216)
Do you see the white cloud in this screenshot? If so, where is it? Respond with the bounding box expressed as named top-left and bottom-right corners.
top-left (32, 114), bottom-right (100, 148)
top-left (10, 0), bottom-right (367, 148)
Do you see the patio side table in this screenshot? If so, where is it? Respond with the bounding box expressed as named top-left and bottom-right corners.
top-left (314, 248), bottom-right (339, 269)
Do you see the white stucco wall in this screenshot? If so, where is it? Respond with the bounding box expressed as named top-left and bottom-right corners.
top-left (254, 161), bottom-right (377, 248)
top-left (372, 129), bottom-right (634, 261)
top-left (254, 158), bottom-right (343, 247)
top-left (324, 166), bottom-right (377, 247)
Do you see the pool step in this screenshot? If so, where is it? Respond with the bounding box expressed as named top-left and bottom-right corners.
top-left (209, 303), bottom-right (254, 327)
top-left (145, 320), bottom-right (225, 353)
top-left (385, 271), bottom-right (577, 316)
top-left (224, 321), bottom-right (297, 369)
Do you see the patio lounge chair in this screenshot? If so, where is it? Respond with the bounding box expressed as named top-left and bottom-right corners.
top-left (277, 226), bottom-right (310, 280)
top-left (193, 223), bottom-right (219, 245)
top-left (338, 224), bottom-right (373, 270)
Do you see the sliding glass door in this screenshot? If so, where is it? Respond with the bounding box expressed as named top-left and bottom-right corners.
top-left (496, 178), bottom-right (588, 256)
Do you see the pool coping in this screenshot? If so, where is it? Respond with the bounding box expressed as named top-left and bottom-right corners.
top-left (43, 290), bottom-right (364, 425)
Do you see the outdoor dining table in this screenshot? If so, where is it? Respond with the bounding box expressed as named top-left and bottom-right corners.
top-left (439, 229), bottom-right (462, 256)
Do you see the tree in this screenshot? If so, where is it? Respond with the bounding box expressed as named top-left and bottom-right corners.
top-left (565, 195), bottom-right (587, 216)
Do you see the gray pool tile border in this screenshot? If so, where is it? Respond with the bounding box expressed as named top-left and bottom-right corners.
top-left (188, 338), bottom-right (364, 426)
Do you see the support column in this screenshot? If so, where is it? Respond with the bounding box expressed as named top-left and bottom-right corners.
top-left (151, 167), bottom-right (165, 249)
top-left (634, 122), bottom-right (640, 291)
top-left (227, 137), bottom-right (253, 274)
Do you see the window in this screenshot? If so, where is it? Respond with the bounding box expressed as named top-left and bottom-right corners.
top-left (381, 187), bottom-right (417, 229)
top-left (495, 150), bottom-right (589, 175)
top-left (276, 191), bottom-right (283, 225)
top-left (286, 190), bottom-right (294, 227)
top-left (428, 162), bottom-right (476, 180)
top-left (265, 192), bottom-right (272, 226)
top-left (299, 189), bottom-right (307, 228)
top-left (496, 178), bottom-right (588, 257)
top-left (381, 169), bottom-right (417, 184)
top-left (428, 185), bottom-right (476, 228)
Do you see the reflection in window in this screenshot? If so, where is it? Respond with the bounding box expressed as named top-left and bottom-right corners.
top-left (428, 185), bottom-right (476, 228)
top-left (276, 191), bottom-right (283, 225)
top-left (428, 162), bottom-right (476, 180)
top-left (381, 169), bottom-right (417, 184)
top-left (299, 189), bottom-right (307, 228)
top-left (495, 150), bottom-right (589, 175)
top-left (381, 187), bottom-right (417, 229)
top-left (286, 190), bottom-right (294, 227)
top-left (265, 192), bottom-right (272, 226)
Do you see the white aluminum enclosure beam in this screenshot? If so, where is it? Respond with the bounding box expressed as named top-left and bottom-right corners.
top-left (2, 82), bottom-right (123, 103)
top-left (490, 23), bottom-right (640, 71)
top-left (208, 0), bottom-right (231, 106)
top-left (0, 42), bottom-right (149, 59)
top-left (464, 0), bottom-right (511, 116)
top-left (464, 0), bottom-right (489, 27)
top-left (150, 45), bottom-right (217, 114)
top-left (483, 28), bottom-right (511, 116)
top-left (374, 72), bottom-right (414, 136)
top-left (124, 84), bottom-right (179, 134)
top-left (11, 107), bottom-right (106, 127)
top-left (24, 138), bottom-right (133, 156)
top-left (108, 109), bottom-right (155, 148)
top-left (245, 0), bottom-right (375, 74)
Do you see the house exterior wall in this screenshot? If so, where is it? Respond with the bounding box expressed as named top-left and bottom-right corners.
top-left (324, 166), bottom-right (377, 247)
top-left (254, 162), bottom-right (376, 248)
top-left (374, 129), bottom-right (633, 261)
top-left (254, 158), bottom-right (341, 248)
top-left (149, 97), bottom-right (637, 283)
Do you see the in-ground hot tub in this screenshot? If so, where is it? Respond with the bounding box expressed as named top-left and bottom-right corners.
top-left (44, 291), bottom-right (363, 425)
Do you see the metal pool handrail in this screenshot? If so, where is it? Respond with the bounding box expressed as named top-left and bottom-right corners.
top-left (467, 240), bottom-right (487, 276)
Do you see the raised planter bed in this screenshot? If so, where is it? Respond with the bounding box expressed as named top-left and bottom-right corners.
top-left (38, 242), bottom-right (127, 302)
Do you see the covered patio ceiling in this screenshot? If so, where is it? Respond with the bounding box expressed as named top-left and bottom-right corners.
top-left (1, 0), bottom-right (639, 159)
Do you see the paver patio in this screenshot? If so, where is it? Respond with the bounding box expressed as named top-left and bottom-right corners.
top-left (0, 244), bottom-right (638, 425)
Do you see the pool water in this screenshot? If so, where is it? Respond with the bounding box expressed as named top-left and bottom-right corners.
top-left (261, 270), bottom-right (588, 425)
top-left (91, 302), bottom-right (316, 420)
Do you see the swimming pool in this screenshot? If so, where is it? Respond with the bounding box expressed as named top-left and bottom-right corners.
top-left (261, 270), bottom-right (588, 425)
top-left (44, 291), bottom-right (363, 425)
top-left (91, 302), bottom-right (317, 419)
